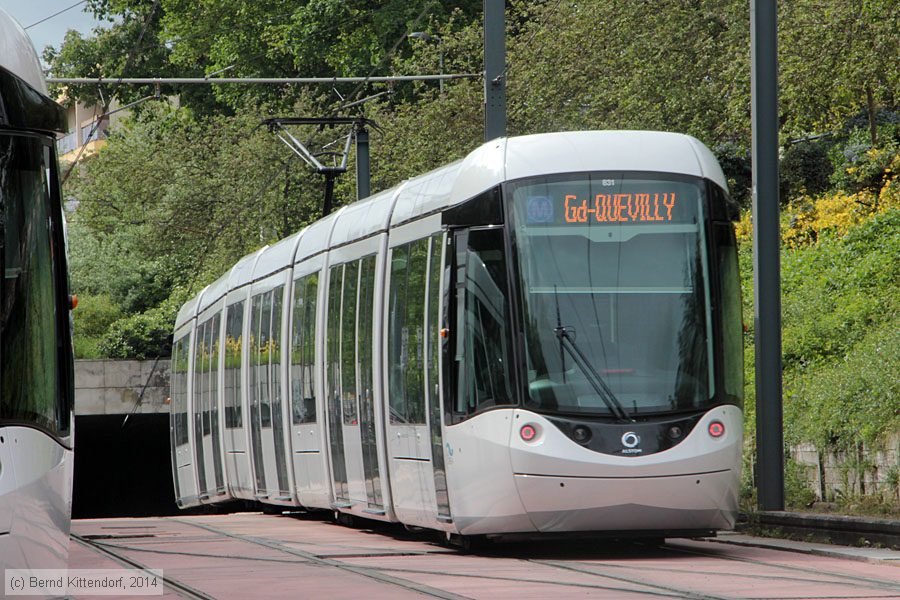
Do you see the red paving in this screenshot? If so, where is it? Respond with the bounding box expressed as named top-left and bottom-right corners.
top-left (61, 513), bottom-right (900, 600)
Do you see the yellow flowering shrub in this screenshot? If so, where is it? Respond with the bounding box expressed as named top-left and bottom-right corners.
top-left (735, 210), bottom-right (753, 243)
top-left (736, 153), bottom-right (899, 248)
top-left (782, 153), bottom-right (899, 248)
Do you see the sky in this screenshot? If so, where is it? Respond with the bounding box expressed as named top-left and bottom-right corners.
top-left (0, 0), bottom-right (107, 61)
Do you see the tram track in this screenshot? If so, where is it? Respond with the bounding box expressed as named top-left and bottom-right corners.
top-left (165, 518), bottom-right (752, 599)
top-left (663, 541), bottom-right (900, 593)
top-left (72, 516), bottom-right (900, 600)
top-left (71, 533), bottom-right (217, 600)
top-left (170, 517), bottom-right (472, 600)
top-left (169, 518), bottom-right (725, 598)
top-left (452, 534), bottom-right (900, 600)
top-left (524, 556), bottom-right (732, 600)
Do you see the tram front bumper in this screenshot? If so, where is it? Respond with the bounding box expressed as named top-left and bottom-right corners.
top-left (508, 406), bottom-right (742, 534)
top-left (513, 469), bottom-right (739, 533)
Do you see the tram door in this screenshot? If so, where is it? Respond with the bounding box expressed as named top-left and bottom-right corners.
top-left (249, 287), bottom-right (292, 502)
top-left (387, 234), bottom-right (450, 524)
top-left (222, 299), bottom-right (253, 497)
top-left (170, 331), bottom-right (198, 505)
top-left (288, 270), bottom-right (329, 506)
top-left (193, 314), bottom-right (225, 499)
top-left (324, 258), bottom-right (384, 511)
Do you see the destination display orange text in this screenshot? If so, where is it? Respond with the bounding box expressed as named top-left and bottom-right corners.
top-left (564, 193), bottom-right (677, 223)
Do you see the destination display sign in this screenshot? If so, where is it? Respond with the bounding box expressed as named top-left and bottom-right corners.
top-left (562, 192), bottom-right (677, 223)
top-left (520, 180), bottom-right (698, 227)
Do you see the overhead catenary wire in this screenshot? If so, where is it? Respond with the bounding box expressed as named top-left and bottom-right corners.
top-left (48, 74), bottom-right (477, 85)
top-left (25, 0), bottom-right (87, 30)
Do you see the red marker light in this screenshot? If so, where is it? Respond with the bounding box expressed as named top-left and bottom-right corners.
top-left (708, 421), bottom-right (725, 438)
top-left (520, 424), bottom-right (537, 442)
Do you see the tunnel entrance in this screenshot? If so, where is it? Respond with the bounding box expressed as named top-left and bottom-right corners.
top-left (73, 414), bottom-right (179, 518)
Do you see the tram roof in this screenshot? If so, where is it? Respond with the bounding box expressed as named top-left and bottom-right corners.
top-left (196, 269), bottom-right (231, 317)
top-left (0, 9), bottom-right (47, 96)
top-left (389, 161), bottom-right (462, 227)
top-left (293, 209), bottom-right (343, 265)
top-left (174, 288), bottom-right (206, 331)
top-left (329, 185), bottom-right (401, 248)
top-left (251, 230), bottom-right (305, 281)
top-left (502, 130), bottom-right (728, 191)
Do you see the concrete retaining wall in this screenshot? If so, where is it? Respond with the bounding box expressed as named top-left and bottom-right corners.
top-left (75, 359), bottom-right (170, 415)
top-left (791, 435), bottom-right (900, 501)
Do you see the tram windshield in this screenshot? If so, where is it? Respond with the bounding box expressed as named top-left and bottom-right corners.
top-left (0, 134), bottom-right (66, 434)
top-left (509, 173), bottom-right (713, 417)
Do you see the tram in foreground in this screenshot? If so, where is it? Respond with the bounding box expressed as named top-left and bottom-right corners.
top-left (0, 9), bottom-right (76, 568)
top-left (171, 129), bottom-right (744, 542)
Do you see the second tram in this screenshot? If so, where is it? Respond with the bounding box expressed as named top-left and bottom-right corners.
top-left (171, 130), bottom-right (743, 541)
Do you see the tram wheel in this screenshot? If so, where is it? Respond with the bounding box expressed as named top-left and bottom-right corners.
top-left (335, 511), bottom-right (356, 527)
top-left (443, 532), bottom-right (485, 553)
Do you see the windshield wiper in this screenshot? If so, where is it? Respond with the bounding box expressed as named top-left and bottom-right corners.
top-left (552, 325), bottom-right (633, 422)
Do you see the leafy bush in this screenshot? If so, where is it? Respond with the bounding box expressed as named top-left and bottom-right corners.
top-left (740, 207), bottom-right (899, 511)
top-left (714, 142), bottom-right (752, 209)
top-left (785, 317), bottom-right (900, 450)
top-left (96, 291), bottom-right (188, 360)
top-left (781, 156), bottom-right (900, 248)
top-left (72, 294), bottom-right (122, 359)
top-left (780, 141), bottom-right (833, 203)
top-left (829, 124), bottom-right (900, 194)
top-left (781, 210), bottom-right (899, 369)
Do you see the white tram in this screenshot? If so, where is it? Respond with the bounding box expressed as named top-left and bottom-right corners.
top-left (171, 130), bottom-right (745, 541)
top-left (0, 9), bottom-right (76, 568)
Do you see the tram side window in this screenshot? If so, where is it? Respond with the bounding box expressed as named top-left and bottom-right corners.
top-left (224, 301), bottom-right (244, 428)
top-left (388, 239), bottom-right (429, 424)
top-left (248, 296), bottom-right (261, 430)
top-left (455, 229), bottom-right (515, 417)
top-left (290, 273), bottom-right (318, 424)
top-left (326, 265), bottom-right (343, 422)
top-left (171, 334), bottom-right (190, 446)
top-left (426, 234), bottom-right (442, 418)
top-left (716, 224), bottom-right (744, 402)
top-left (341, 262), bottom-right (359, 425)
top-left (0, 136), bottom-right (67, 435)
top-left (357, 257), bottom-right (376, 422)
top-left (257, 291), bottom-right (272, 428)
top-left (193, 320), bottom-right (209, 436)
top-left (271, 286), bottom-right (284, 412)
top-left (208, 313), bottom-right (221, 429)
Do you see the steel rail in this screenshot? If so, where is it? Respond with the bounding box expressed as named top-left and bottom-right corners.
top-left (171, 517), bottom-right (473, 600)
top-left (71, 533), bottom-right (217, 600)
top-left (662, 541), bottom-right (900, 592)
top-left (526, 557), bottom-right (729, 600)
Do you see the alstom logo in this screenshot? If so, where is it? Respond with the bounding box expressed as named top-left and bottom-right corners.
top-left (621, 432), bottom-right (641, 448)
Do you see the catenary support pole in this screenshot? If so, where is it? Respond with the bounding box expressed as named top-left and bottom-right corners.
top-left (751, 0), bottom-right (785, 511)
top-left (355, 126), bottom-right (370, 201)
top-left (483, 0), bottom-right (506, 142)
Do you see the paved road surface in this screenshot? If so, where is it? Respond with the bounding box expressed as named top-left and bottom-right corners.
top-left (64, 512), bottom-right (900, 599)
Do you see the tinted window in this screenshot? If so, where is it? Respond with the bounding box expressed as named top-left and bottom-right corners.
top-left (509, 174), bottom-right (712, 416)
top-left (340, 262), bottom-right (359, 425)
top-left (716, 224), bottom-right (744, 401)
top-left (171, 334), bottom-right (190, 446)
top-left (224, 301), bottom-right (244, 428)
top-left (290, 273), bottom-right (318, 424)
top-left (388, 240), bottom-right (428, 424)
top-left (326, 265), bottom-right (343, 422)
top-left (454, 228), bottom-right (515, 416)
top-left (0, 135), bottom-right (68, 435)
